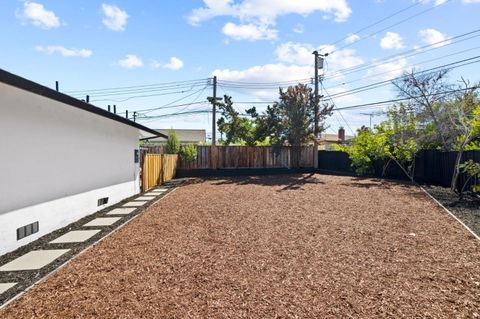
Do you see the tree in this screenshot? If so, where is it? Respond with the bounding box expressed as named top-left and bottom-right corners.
top-left (378, 103), bottom-right (420, 181)
top-left (211, 95), bottom-right (257, 146)
top-left (393, 69), bottom-right (453, 151)
top-left (450, 86), bottom-right (480, 193)
top-left (253, 84), bottom-right (332, 167)
top-left (165, 130), bottom-right (180, 154)
top-left (339, 127), bottom-right (386, 175)
top-left (341, 103), bottom-right (420, 181)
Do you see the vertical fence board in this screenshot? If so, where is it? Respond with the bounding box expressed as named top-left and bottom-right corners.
top-left (142, 154), bottom-right (178, 192)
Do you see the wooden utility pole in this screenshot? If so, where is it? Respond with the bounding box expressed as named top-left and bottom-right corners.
top-left (212, 76), bottom-right (217, 146)
top-left (313, 51), bottom-right (320, 169)
top-left (210, 76), bottom-right (218, 169)
top-left (312, 50), bottom-right (327, 169)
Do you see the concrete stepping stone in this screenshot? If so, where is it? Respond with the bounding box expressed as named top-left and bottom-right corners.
top-left (135, 196), bottom-right (156, 201)
top-left (106, 208), bottom-right (136, 215)
top-left (0, 283), bottom-right (17, 294)
top-left (123, 201), bottom-right (147, 207)
top-left (50, 230), bottom-right (101, 244)
top-left (150, 188), bottom-right (168, 192)
top-left (84, 217), bottom-right (121, 227)
top-left (0, 250), bottom-right (70, 271)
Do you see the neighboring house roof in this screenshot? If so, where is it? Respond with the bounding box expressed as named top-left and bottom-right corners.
top-left (318, 133), bottom-right (354, 143)
top-left (148, 129), bottom-right (206, 144)
top-left (0, 68), bottom-right (166, 140)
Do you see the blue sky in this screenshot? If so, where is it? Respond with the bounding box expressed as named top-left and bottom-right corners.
top-left (1, 0), bottom-right (480, 138)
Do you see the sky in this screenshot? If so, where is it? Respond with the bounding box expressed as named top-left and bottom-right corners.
top-left (1, 0), bottom-right (480, 139)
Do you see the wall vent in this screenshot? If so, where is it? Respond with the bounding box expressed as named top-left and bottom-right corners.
top-left (98, 197), bottom-right (109, 206)
top-left (17, 222), bottom-right (39, 240)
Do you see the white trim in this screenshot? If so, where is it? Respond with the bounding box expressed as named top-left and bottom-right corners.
top-left (420, 186), bottom-right (480, 241)
top-left (0, 181), bottom-right (139, 255)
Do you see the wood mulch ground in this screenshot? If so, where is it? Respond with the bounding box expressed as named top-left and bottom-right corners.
top-left (1, 174), bottom-right (479, 318)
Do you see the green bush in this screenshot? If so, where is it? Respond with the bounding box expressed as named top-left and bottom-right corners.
top-left (180, 144), bottom-right (197, 162)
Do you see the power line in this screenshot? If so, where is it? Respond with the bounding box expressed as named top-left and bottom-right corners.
top-left (330, 0), bottom-right (451, 54)
top-left (327, 55), bottom-right (480, 99)
top-left (325, 2), bottom-right (422, 50)
top-left (90, 89), bottom-right (202, 103)
top-left (139, 86), bottom-right (208, 114)
top-left (325, 28), bottom-right (480, 79)
top-left (328, 44), bottom-right (480, 89)
top-left (321, 82), bottom-right (355, 136)
top-left (332, 86), bottom-right (478, 111)
top-left (71, 82), bottom-right (207, 99)
top-left (66, 78), bottom-right (209, 94)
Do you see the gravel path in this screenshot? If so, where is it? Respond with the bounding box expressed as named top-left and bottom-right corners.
top-left (1, 174), bottom-right (479, 318)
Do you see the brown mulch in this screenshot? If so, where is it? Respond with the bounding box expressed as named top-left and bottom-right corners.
top-left (1, 174), bottom-right (479, 318)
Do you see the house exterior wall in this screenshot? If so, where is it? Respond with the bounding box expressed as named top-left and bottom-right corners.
top-left (0, 82), bottom-right (140, 255)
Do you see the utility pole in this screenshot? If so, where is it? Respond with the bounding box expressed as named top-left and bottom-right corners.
top-left (360, 111), bottom-right (383, 129)
top-left (313, 51), bottom-right (320, 140)
top-left (133, 111), bottom-right (137, 122)
top-left (55, 81), bottom-right (59, 92)
top-left (212, 76), bottom-right (217, 146)
top-left (312, 51), bottom-right (327, 169)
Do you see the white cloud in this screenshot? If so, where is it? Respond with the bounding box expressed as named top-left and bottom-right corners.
top-left (344, 33), bottom-right (360, 44)
top-left (35, 45), bottom-right (92, 58)
top-left (293, 24), bottom-right (305, 34)
top-left (18, 1), bottom-right (60, 29)
top-left (151, 57), bottom-right (184, 70)
top-left (275, 42), bottom-right (363, 75)
top-left (213, 63), bottom-right (312, 100)
top-left (101, 4), bottom-right (128, 31)
top-left (222, 22), bottom-right (277, 41)
top-left (118, 54), bottom-right (143, 68)
top-left (364, 58), bottom-right (410, 81)
top-left (188, 0), bottom-right (351, 41)
top-left (188, 0), bottom-right (352, 25)
top-left (164, 57), bottom-right (184, 70)
top-left (212, 42), bottom-right (363, 100)
top-left (380, 32), bottom-right (405, 50)
top-left (418, 28), bottom-right (450, 47)
top-left (417, 0), bottom-right (448, 6)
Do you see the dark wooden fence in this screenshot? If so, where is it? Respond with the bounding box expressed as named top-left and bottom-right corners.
top-left (318, 150), bottom-right (480, 190)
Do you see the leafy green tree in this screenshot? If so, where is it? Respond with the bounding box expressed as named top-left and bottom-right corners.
top-left (165, 130), bottom-right (180, 154)
top-left (212, 95), bottom-right (257, 146)
top-left (339, 127), bottom-right (386, 175)
top-left (458, 160), bottom-right (480, 195)
top-left (341, 103), bottom-right (420, 180)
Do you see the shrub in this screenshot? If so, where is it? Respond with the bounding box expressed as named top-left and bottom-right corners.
top-left (165, 130), bottom-right (180, 154)
top-left (180, 144), bottom-right (197, 162)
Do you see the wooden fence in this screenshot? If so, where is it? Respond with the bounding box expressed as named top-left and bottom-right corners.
top-left (178, 145), bottom-right (315, 170)
top-left (141, 153), bottom-right (178, 192)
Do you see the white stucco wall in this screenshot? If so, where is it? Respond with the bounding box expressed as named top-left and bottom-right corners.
top-left (0, 82), bottom-right (141, 255)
